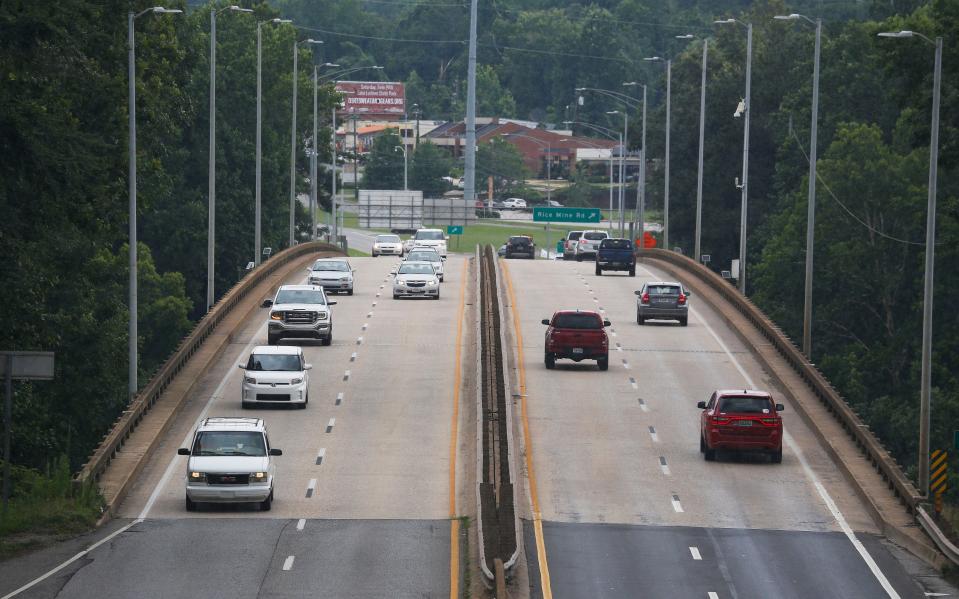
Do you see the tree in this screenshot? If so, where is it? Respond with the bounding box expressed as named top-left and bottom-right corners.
top-left (476, 138), bottom-right (530, 198)
top-left (409, 142), bottom-right (452, 197)
top-left (362, 130), bottom-right (406, 189)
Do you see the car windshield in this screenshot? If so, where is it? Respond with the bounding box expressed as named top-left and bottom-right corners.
top-left (552, 313), bottom-right (602, 329)
top-left (376, 235), bottom-right (400, 243)
top-left (601, 239), bottom-right (631, 249)
top-left (718, 396), bottom-right (774, 414)
top-left (583, 232), bottom-right (607, 240)
top-left (648, 285), bottom-right (681, 296)
top-left (415, 231), bottom-right (444, 241)
top-left (509, 237), bottom-right (531, 244)
top-left (399, 264), bottom-right (434, 275)
top-left (312, 261), bottom-right (350, 272)
top-left (246, 354), bottom-right (301, 371)
top-left (274, 289), bottom-right (327, 304)
top-left (408, 252), bottom-right (439, 262)
top-left (568, 232), bottom-right (583, 240)
top-left (192, 431), bottom-right (267, 456)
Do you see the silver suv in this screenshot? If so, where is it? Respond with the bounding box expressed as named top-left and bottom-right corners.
top-left (635, 281), bottom-right (691, 326)
top-left (262, 284), bottom-right (336, 345)
top-left (575, 230), bottom-right (610, 260)
top-left (178, 417), bottom-right (282, 511)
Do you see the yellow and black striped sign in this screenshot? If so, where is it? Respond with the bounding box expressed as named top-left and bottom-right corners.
top-left (931, 450), bottom-right (948, 495)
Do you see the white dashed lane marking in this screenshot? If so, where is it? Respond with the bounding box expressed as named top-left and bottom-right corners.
top-left (315, 448), bottom-right (325, 465)
top-left (325, 419), bottom-right (335, 433)
top-left (659, 456), bottom-right (671, 476)
top-left (689, 547), bottom-right (702, 561)
top-left (648, 426), bottom-right (659, 443)
top-left (343, 370), bottom-right (351, 381)
top-left (296, 519), bottom-right (306, 531)
top-left (638, 398), bottom-right (649, 412)
top-left (350, 352), bottom-right (357, 362)
top-left (335, 392), bottom-right (343, 406)
top-left (629, 377), bottom-right (638, 389)
top-left (672, 494), bottom-right (684, 513)
top-left (283, 556), bottom-right (295, 571)
top-left (305, 479), bottom-right (316, 498)
top-left (357, 336), bottom-right (363, 345)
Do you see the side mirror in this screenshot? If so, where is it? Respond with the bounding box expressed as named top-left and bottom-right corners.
top-left (603, 320), bottom-right (611, 327)
top-left (177, 448), bottom-right (191, 456)
top-left (261, 298), bottom-right (274, 308)
top-left (305, 268), bottom-right (312, 274)
top-left (327, 299), bottom-right (337, 306)
top-left (541, 319), bottom-right (550, 325)
top-left (269, 448), bottom-right (283, 456)
top-left (390, 269), bottom-right (397, 275)
top-left (304, 364), bottom-right (313, 370)
top-left (633, 290), bottom-right (642, 296)
top-left (775, 403), bottom-right (785, 412)
top-left (685, 291), bottom-right (693, 297)
top-left (441, 256), bottom-right (447, 261)
top-left (237, 364), bottom-right (247, 370)
top-left (696, 401), bottom-right (707, 409)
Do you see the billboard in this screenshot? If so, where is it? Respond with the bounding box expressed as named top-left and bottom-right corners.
top-left (335, 81), bottom-right (406, 117)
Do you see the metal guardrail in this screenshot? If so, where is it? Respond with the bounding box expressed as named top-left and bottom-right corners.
top-left (75, 241), bottom-right (341, 487)
top-left (638, 248), bottom-right (924, 513)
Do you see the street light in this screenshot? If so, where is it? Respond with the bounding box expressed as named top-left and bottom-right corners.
top-left (644, 55), bottom-right (674, 249)
top-left (128, 6), bottom-right (182, 401)
top-left (208, 5), bottom-right (253, 312)
top-left (289, 38), bottom-right (322, 248)
top-left (775, 13), bottom-right (822, 359)
top-left (715, 17), bottom-right (753, 293)
top-left (606, 110), bottom-right (628, 236)
top-left (256, 17), bottom-right (293, 266)
top-left (621, 82), bottom-right (648, 244)
top-left (878, 28), bottom-right (943, 498)
top-left (395, 145), bottom-right (408, 190)
top-left (563, 120), bottom-right (620, 233)
top-left (310, 63), bottom-right (339, 241)
top-left (673, 34), bottom-right (709, 266)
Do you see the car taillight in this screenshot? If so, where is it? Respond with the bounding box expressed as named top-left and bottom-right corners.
top-left (678, 293), bottom-right (687, 305)
top-left (710, 415), bottom-right (729, 425)
top-left (641, 293), bottom-right (650, 304)
top-left (761, 418), bottom-right (780, 426)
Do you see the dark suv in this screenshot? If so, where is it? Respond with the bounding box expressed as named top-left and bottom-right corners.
top-left (542, 310), bottom-right (611, 371)
top-left (505, 236), bottom-right (535, 259)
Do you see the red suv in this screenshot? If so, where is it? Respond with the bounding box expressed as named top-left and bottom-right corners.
top-left (542, 310), bottom-right (610, 371)
top-left (698, 390), bottom-right (785, 463)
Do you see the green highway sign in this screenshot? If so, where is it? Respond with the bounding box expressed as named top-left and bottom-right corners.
top-left (955, 430), bottom-right (959, 450)
top-left (446, 225), bottom-right (464, 235)
top-left (533, 207), bottom-right (601, 223)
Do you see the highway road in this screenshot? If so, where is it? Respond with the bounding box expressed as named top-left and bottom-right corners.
top-left (500, 257), bottom-right (938, 598)
top-left (1, 255), bottom-right (473, 599)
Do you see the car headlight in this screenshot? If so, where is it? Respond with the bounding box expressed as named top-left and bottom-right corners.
top-left (428, 280), bottom-right (437, 286)
top-left (271, 311), bottom-right (283, 321)
top-left (189, 471), bottom-right (206, 482)
top-left (244, 376), bottom-right (257, 384)
top-left (250, 472), bottom-right (267, 483)
top-left (291, 378), bottom-right (303, 385)
top-left (317, 311), bottom-right (328, 320)
top-left (340, 277), bottom-right (350, 282)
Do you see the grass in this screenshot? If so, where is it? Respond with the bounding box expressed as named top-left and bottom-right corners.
top-left (0, 458), bottom-right (103, 558)
top-left (447, 221), bottom-right (582, 254)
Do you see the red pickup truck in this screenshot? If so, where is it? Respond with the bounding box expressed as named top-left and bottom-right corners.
top-left (541, 310), bottom-right (611, 371)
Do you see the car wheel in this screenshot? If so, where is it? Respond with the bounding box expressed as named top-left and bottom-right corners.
top-left (699, 434), bottom-right (705, 453)
top-left (704, 444), bottom-right (716, 462)
top-left (393, 293), bottom-right (400, 300)
top-left (241, 401), bottom-right (252, 410)
top-left (629, 266), bottom-right (636, 277)
top-left (597, 355), bottom-right (609, 371)
top-left (372, 252), bottom-right (378, 257)
top-left (637, 313), bottom-right (644, 325)
top-left (267, 333), bottom-right (279, 345)
top-left (680, 317), bottom-right (688, 327)
top-left (545, 352), bottom-right (555, 369)
top-left (576, 254), bottom-right (583, 262)
top-left (185, 495), bottom-right (197, 512)
top-left (595, 265), bottom-right (602, 276)
top-left (322, 334), bottom-right (332, 347)
top-left (260, 490), bottom-right (273, 511)
top-left (771, 447), bottom-right (783, 464)
top-left (347, 289), bottom-right (354, 296)
top-left (433, 292), bottom-right (440, 300)
top-left (439, 276), bottom-right (444, 282)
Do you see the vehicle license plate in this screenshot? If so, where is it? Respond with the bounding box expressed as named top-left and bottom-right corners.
top-left (572, 348), bottom-right (584, 354)
top-left (412, 290), bottom-right (423, 294)
top-left (655, 298), bottom-right (672, 304)
top-left (734, 420), bottom-right (754, 427)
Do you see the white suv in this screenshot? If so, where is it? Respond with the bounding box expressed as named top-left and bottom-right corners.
top-left (411, 228), bottom-right (448, 257)
top-left (178, 417), bottom-right (282, 511)
top-left (239, 346), bottom-right (312, 409)
top-left (575, 230), bottom-right (610, 260)
top-left (502, 198), bottom-right (527, 209)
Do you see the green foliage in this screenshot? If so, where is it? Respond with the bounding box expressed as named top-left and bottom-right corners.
top-left (362, 129), bottom-right (406, 189)
top-left (410, 142), bottom-right (453, 197)
top-left (476, 138), bottom-right (530, 198)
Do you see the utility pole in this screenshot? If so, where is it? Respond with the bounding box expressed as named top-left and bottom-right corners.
top-left (463, 0), bottom-right (478, 203)
top-left (694, 40), bottom-right (708, 265)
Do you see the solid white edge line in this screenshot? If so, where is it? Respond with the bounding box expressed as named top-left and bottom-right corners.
top-left (691, 304), bottom-right (901, 598)
top-left (282, 555), bottom-right (295, 571)
top-left (690, 546), bottom-right (702, 560)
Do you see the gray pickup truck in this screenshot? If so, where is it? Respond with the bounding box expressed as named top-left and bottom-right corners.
top-left (595, 238), bottom-right (636, 276)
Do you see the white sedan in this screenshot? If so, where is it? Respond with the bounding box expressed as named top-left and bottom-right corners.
top-left (405, 248), bottom-right (445, 281)
top-left (392, 261), bottom-right (440, 299)
top-left (372, 234), bottom-right (404, 257)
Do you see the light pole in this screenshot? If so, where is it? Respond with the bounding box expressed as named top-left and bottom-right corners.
top-left (289, 38), bottom-right (322, 247)
top-left (563, 120), bottom-right (620, 232)
top-left (310, 63), bottom-right (338, 240)
top-left (715, 18), bottom-right (752, 293)
top-left (606, 110), bottom-right (628, 236)
top-left (256, 17), bottom-right (293, 266)
top-left (643, 56), bottom-right (673, 249)
top-left (128, 5), bottom-right (181, 400)
top-left (395, 145), bottom-right (408, 190)
top-left (619, 83), bottom-right (648, 243)
top-left (208, 5), bottom-right (252, 312)
top-left (674, 34), bottom-right (708, 265)
top-left (878, 29), bottom-right (942, 498)
top-left (775, 14), bottom-right (822, 358)
top-left (411, 103), bottom-right (422, 145)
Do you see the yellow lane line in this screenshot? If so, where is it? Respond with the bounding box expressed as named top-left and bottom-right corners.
top-left (500, 260), bottom-right (553, 598)
top-left (449, 257), bottom-right (468, 599)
